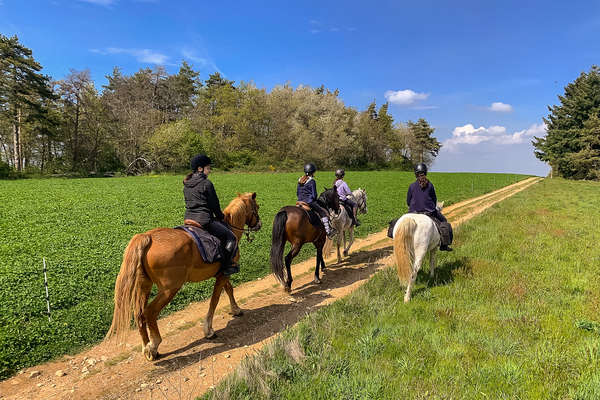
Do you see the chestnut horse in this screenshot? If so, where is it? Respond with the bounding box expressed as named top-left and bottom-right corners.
top-left (270, 188), bottom-right (339, 292)
top-left (105, 192), bottom-right (261, 361)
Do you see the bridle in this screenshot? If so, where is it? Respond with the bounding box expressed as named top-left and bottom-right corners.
top-left (228, 200), bottom-right (261, 243)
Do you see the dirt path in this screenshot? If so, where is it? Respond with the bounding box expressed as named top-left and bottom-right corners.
top-left (0, 177), bottom-right (542, 400)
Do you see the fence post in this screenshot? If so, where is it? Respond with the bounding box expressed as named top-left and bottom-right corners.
top-left (43, 258), bottom-right (51, 322)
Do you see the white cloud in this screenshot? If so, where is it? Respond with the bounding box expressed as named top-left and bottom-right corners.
top-left (79, 0), bottom-right (117, 6)
top-left (181, 48), bottom-right (222, 74)
top-left (91, 47), bottom-right (169, 64)
top-left (444, 123), bottom-right (546, 151)
top-left (384, 89), bottom-right (429, 106)
top-left (488, 102), bottom-right (513, 112)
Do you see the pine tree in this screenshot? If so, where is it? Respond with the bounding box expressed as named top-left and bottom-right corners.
top-left (407, 118), bottom-right (441, 165)
top-left (533, 65), bottom-right (600, 179)
top-left (0, 34), bottom-right (53, 171)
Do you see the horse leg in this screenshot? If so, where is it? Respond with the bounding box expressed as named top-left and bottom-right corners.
top-left (429, 249), bottom-right (438, 281)
top-left (284, 243), bottom-right (301, 293)
top-left (204, 274), bottom-right (228, 339)
top-left (314, 237), bottom-right (326, 283)
top-left (136, 278), bottom-right (153, 352)
top-left (143, 285), bottom-right (182, 361)
top-left (336, 231), bottom-right (342, 263)
top-left (344, 226), bottom-right (354, 257)
top-left (404, 250), bottom-right (426, 303)
top-left (223, 279), bottom-right (243, 317)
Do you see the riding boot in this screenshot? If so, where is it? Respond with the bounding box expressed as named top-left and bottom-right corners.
top-left (440, 244), bottom-right (453, 252)
top-left (352, 208), bottom-right (361, 227)
top-left (321, 217), bottom-right (337, 239)
top-left (221, 240), bottom-right (240, 276)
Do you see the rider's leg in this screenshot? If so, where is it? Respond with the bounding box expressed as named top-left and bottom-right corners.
top-left (345, 198), bottom-right (360, 226)
top-left (310, 202), bottom-right (336, 238)
top-left (205, 220), bottom-right (240, 275)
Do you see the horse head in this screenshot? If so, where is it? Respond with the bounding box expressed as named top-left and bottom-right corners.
top-left (319, 187), bottom-right (340, 215)
top-left (225, 193), bottom-right (262, 238)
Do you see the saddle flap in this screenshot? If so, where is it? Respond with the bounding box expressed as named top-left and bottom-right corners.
top-left (295, 201), bottom-right (311, 211)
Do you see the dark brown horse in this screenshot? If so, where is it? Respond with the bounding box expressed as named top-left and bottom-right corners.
top-left (105, 192), bottom-right (261, 361)
top-left (270, 188), bottom-right (339, 292)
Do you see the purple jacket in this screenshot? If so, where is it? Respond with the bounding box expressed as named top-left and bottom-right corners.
top-left (335, 180), bottom-right (352, 200)
top-left (407, 180), bottom-right (437, 213)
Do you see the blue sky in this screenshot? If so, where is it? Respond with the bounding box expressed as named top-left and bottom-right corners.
top-left (2, 0), bottom-right (599, 175)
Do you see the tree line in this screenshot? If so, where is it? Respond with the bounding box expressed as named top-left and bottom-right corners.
top-left (0, 35), bottom-right (442, 177)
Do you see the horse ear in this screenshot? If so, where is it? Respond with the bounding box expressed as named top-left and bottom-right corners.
top-left (237, 192), bottom-right (241, 197)
top-left (252, 192), bottom-right (256, 199)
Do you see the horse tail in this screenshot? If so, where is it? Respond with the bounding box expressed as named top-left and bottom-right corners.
top-left (270, 210), bottom-right (288, 286)
top-left (394, 218), bottom-right (416, 285)
top-left (323, 237), bottom-right (333, 256)
top-left (105, 233), bottom-right (152, 342)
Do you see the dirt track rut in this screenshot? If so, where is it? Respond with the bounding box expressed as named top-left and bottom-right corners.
top-left (0, 177), bottom-right (542, 400)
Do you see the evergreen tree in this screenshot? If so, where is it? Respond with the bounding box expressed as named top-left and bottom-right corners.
top-left (407, 118), bottom-right (441, 165)
top-left (0, 34), bottom-right (53, 171)
top-left (533, 65), bottom-right (600, 179)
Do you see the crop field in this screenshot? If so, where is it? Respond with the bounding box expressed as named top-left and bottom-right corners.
top-left (204, 178), bottom-right (600, 399)
top-left (0, 171), bottom-right (527, 379)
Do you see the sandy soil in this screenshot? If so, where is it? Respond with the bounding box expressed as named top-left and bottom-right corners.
top-left (0, 177), bottom-right (542, 400)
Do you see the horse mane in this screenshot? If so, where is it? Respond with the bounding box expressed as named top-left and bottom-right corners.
top-left (223, 193), bottom-right (254, 229)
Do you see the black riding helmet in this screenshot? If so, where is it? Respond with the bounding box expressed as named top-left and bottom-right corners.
top-left (304, 163), bottom-right (317, 175)
top-left (414, 163), bottom-right (428, 176)
top-left (335, 168), bottom-right (345, 178)
top-left (191, 154), bottom-right (212, 171)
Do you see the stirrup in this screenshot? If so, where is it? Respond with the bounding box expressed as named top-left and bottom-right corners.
top-left (354, 219), bottom-right (361, 227)
top-left (326, 228), bottom-right (337, 239)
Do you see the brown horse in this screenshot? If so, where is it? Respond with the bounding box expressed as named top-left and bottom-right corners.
top-left (105, 192), bottom-right (261, 361)
top-left (270, 188), bottom-right (339, 292)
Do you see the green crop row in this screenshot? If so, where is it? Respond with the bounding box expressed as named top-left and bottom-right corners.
top-left (0, 171), bottom-right (528, 379)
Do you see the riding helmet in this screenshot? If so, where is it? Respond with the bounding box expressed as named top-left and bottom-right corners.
top-left (414, 163), bottom-right (428, 176)
top-left (191, 154), bottom-right (212, 171)
top-left (304, 163), bottom-right (317, 175)
top-left (335, 168), bottom-right (345, 178)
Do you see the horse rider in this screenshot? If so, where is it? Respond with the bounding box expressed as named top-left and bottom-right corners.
top-left (407, 163), bottom-right (453, 251)
top-left (183, 154), bottom-right (240, 275)
top-left (297, 163), bottom-right (337, 239)
top-left (333, 168), bottom-right (361, 227)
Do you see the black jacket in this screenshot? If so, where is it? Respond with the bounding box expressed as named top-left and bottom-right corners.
top-left (183, 173), bottom-right (225, 225)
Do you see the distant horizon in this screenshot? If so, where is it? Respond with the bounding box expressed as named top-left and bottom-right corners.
top-left (1, 0), bottom-right (594, 176)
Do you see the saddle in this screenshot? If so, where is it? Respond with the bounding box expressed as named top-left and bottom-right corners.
top-left (295, 201), bottom-right (322, 228)
top-left (174, 223), bottom-right (222, 263)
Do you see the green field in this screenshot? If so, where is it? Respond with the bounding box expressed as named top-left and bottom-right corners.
top-left (0, 171), bottom-right (527, 379)
top-left (204, 178), bottom-right (600, 399)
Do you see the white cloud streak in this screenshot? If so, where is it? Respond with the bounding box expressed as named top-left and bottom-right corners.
top-left (488, 102), bottom-right (513, 112)
top-left (181, 48), bottom-right (222, 74)
top-left (90, 47), bottom-right (169, 64)
top-left (444, 123), bottom-right (546, 151)
top-left (384, 89), bottom-right (429, 106)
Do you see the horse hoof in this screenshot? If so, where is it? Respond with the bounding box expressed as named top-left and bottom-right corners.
top-left (230, 309), bottom-right (244, 317)
top-left (205, 330), bottom-right (217, 339)
top-left (343, 251), bottom-right (348, 257)
top-left (284, 286), bottom-right (292, 294)
top-left (314, 278), bottom-right (321, 284)
top-left (143, 346), bottom-right (159, 361)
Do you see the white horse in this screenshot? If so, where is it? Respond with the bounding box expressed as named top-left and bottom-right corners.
top-left (325, 188), bottom-right (368, 263)
top-left (393, 202), bottom-right (444, 302)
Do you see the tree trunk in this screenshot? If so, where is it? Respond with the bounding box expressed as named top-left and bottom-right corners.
top-left (13, 106), bottom-right (22, 172)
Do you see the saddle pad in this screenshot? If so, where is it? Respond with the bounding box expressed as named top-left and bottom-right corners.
top-left (174, 225), bottom-right (222, 263)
